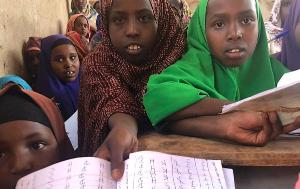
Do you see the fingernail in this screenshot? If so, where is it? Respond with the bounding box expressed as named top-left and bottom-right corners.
top-left (112, 169), bottom-right (121, 180)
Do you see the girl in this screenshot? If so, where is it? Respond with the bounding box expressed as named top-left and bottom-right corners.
top-left (265, 0), bottom-right (293, 55)
top-left (144, 0), bottom-right (300, 146)
top-left (35, 35), bottom-right (80, 121)
top-left (168, 0), bottom-right (192, 31)
top-left (79, 0), bottom-right (185, 180)
top-left (22, 37), bottom-right (42, 89)
top-left (0, 84), bottom-right (73, 189)
top-left (278, 0), bottom-right (300, 70)
top-left (70, 0), bottom-right (97, 30)
top-left (66, 14), bottom-right (91, 61)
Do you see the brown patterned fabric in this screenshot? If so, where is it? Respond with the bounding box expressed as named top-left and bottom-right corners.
top-left (78, 0), bottom-right (186, 155)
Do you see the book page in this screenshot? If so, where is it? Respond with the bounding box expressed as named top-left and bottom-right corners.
top-left (222, 81), bottom-right (300, 125)
top-left (64, 110), bottom-right (78, 150)
top-left (15, 157), bottom-right (116, 189)
top-left (126, 151), bottom-right (228, 189)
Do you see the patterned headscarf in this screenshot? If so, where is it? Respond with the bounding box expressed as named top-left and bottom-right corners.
top-left (279, 0), bottom-right (300, 70)
top-left (78, 0), bottom-right (186, 155)
top-left (35, 35), bottom-right (80, 121)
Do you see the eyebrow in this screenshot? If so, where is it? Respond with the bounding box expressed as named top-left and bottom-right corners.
top-left (111, 8), bottom-right (153, 15)
top-left (208, 9), bottom-right (256, 19)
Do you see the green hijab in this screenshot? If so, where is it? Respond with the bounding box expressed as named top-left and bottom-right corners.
top-left (143, 0), bottom-right (288, 126)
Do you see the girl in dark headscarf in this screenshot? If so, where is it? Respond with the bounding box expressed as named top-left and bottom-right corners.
top-left (279, 0), bottom-right (300, 70)
top-left (79, 0), bottom-right (185, 180)
top-left (22, 37), bottom-right (42, 89)
top-left (0, 84), bottom-right (73, 189)
top-left (35, 35), bottom-right (80, 121)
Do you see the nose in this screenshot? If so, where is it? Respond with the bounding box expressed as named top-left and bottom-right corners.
top-left (126, 18), bottom-right (139, 38)
top-left (10, 154), bottom-right (32, 175)
top-left (64, 59), bottom-right (72, 69)
top-left (227, 23), bottom-right (243, 41)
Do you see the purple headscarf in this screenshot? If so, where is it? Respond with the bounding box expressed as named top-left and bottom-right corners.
top-left (35, 34), bottom-right (79, 120)
top-left (279, 0), bottom-right (300, 70)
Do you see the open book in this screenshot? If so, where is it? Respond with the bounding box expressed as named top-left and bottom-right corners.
top-left (15, 151), bottom-right (234, 189)
top-left (222, 69), bottom-right (300, 125)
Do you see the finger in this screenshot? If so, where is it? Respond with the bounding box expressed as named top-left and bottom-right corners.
top-left (110, 147), bottom-right (125, 181)
top-left (94, 146), bottom-right (110, 160)
top-left (268, 112), bottom-right (282, 140)
top-left (283, 116), bottom-right (300, 133)
top-left (257, 112), bottom-right (272, 146)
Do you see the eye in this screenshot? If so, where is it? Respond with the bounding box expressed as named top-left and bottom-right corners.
top-left (31, 142), bottom-right (47, 150)
top-left (214, 21), bottom-right (224, 28)
top-left (70, 55), bottom-right (77, 61)
top-left (242, 17), bottom-right (255, 25)
top-left (112, 16), bottom-right (125, 24)
top-left (55, 57), bottom-right (64, 63)
top-left (138, 15), bottom-right (152, 23)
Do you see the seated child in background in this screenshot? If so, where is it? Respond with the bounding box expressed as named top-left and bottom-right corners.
top-left (35, 35), bottom-right (80, 121)
top-left (0, 75), bottom-right (32, 90)
top-left (143, 0), bottom-right (300, 146)
top-left (265, 0), bottom-right (293, 55)
top-left (278, 0), bottom-right (300, 70)
top-left (0, 84), bottom-right (73, 189)
top-left (66, 14), bottom-right (91, 61)
top-left (90, 0), bottom-right (103, 49)
top-left (22, 37), bottom-right (42, 89)
top-left (79, 0), bottom-right (186, 180)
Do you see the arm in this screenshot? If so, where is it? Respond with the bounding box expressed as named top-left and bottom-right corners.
top-left (164, 97), bottom-right (300, 146)
top-left (165, 98), bottom-right (231, 122)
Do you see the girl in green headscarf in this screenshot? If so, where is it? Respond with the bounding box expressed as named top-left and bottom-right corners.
top-left (143, 0), bottom-right (300, 146)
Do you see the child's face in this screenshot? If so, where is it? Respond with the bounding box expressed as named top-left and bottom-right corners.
top-left (75, 0), bottom-right (87, 11)
top-left (74, 16), bottom-right (89, 37)
top-left (206, 0), bottom-right (258, 67)
top-left (94, 2), bottom-right (101, 14)
top-left (26, 50), bottom-right (40, 76)
top-left (0, 120), bottom-right (60, 189)
top-left (108, 0), bottom-right (158, 64)
top-left (280, 0), bottom-right (292, 27)
top-left (50, 44), bottom-right (80, 83)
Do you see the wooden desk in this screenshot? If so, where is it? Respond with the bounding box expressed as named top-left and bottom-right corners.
top-left (138, 133), bottom-right (300, 188)
top-left (138, 133), bottom-right (300, 166)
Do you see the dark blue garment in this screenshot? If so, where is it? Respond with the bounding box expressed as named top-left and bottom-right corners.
top-left (35, 35), bottom-right (79, 121)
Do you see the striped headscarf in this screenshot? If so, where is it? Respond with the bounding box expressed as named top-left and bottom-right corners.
top-left (78, 0), bottom-right (186, 155)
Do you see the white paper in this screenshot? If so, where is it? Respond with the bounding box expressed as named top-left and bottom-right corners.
top-left (64, 110), bottom-right (78, 150)
top-left (223, 168), bottom-right (235, 189)
top-left (16, 151), bottom-right (233, 189)
top-left (277, 69), bottom-right (300, 87)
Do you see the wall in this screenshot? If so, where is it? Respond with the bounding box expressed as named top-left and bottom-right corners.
top-left (0, 0), bottom-right (70, 77)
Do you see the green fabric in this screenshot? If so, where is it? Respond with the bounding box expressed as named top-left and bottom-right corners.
top-left (143, 0), bottom-right (288, 126)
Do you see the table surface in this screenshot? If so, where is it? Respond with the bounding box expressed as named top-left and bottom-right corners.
top-left (138, 133), bottom-right (300, 166)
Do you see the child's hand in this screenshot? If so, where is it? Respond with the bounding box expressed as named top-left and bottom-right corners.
top-left (93, 119), bottom-right (138, 181)
top-left (81, 36), bottom-right (91, 51)
top-left (225, 111), bottom-right (283, 146)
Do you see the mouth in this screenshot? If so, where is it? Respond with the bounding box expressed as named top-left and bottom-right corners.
top-left (225, 48), bottom-right (246, 59)
top-left (65, 70), bottom-right (76, 79)
top-left (126, 44), bottom-right (142, 55)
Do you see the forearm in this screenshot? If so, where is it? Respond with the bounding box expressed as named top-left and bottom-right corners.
top-left (108, 113), bottom-right (138, 135)
top-left (165, 98), bottom-right (231, 122)
top-left (165, 114), bottom-right (230, 140)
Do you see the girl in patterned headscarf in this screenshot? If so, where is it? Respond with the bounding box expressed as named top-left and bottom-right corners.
top-left (79, 0), bottom-right (185, 180)
top-left (265, 0), bottom-right (293, 54)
